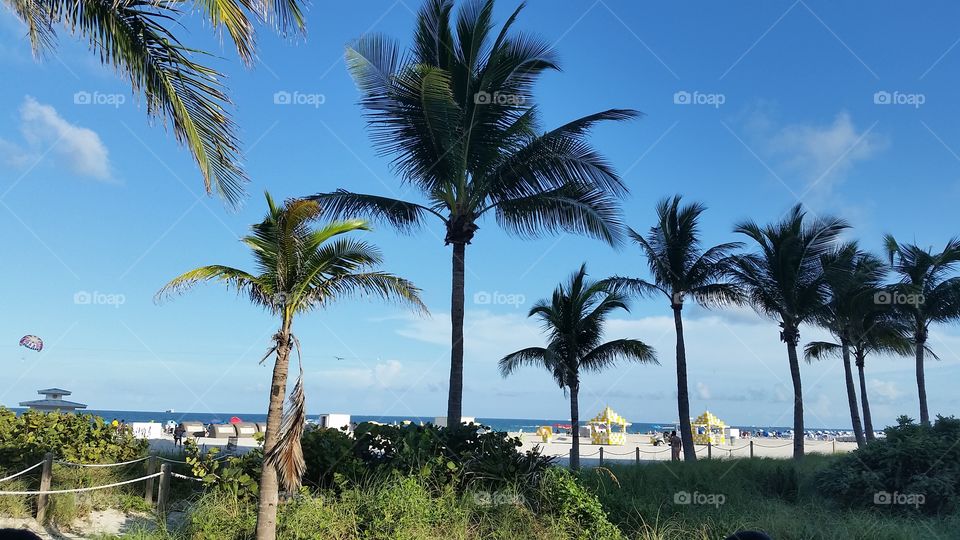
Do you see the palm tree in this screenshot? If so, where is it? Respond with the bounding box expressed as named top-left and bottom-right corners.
top-left (8, 0), bottom-right (306, 205)
top-left (729, 204), bottom-right (848, 459)
top-left (804, 243), bottom-right (887, 447)
top-left (308, 0), bottom-right (638, 426)
top-left (156, 193), bottom-right (424, 540)
top-left (883, 235), bottom-right (960, 426)
top-left (603, 196), bottom-right (741, 461)
top-left (806, 312), bottom-right (916, 442)
top-left (499, 264), bottom-right (657, 470)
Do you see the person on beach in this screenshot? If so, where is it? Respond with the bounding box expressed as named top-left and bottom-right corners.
top-left (173, 424), bottom-right (185, 447)
top-left (669, 430), bottom-right (682, 461)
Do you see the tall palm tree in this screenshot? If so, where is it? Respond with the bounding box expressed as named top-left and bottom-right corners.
top-left (806, 313), bottom-right (917, 442)
top-left (499, 264), bottom-right (658, 470)
top-left (603, 196), bottom-right (741, 461)
top-left (308, 0), bottom-right (638, 426)
top-left (156, 193), bottom-right (424, 540)
top-left (883, 235), bottom-right (960, 426)
top-left (729, 204), bottom-right (848, 459)
top-left (8, 0), bottom-right (306, 206)
top-left (804, 243), bottom-right (887, 447)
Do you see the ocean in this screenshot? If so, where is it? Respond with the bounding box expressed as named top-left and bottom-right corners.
top-left (8, 408), bottom-right (842, 434)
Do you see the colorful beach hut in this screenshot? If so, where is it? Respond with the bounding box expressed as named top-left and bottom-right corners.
top-left (692, 410), bottom-right (727, 445)
top-left (587, 406), bottom-right (631, 445)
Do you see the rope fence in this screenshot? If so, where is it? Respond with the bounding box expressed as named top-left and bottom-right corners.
top-left (0, 461), bottom-right (44, 483)
top-left (55, 456), bottom-right (151, 468)
top-left (0, 452), bottom-right (210, 518)
top-left (0, 472), bottom-right (162, 495)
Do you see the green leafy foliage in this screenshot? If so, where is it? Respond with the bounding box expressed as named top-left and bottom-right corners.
top-left (538, 467), bottom-right (623, 540)
top-left (819, 415), bottom-right (960, 515)
top-left (0, 407), bottom-right (147, 469)
top-left (184, 439), bottom-right (262, 501)
top-left (300, 423), bottom-right (555, 495)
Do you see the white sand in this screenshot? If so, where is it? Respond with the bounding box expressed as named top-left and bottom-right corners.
top-left (147, 433), bottom-right (260, 454)
top-left (513, 432), bottom-right (858, 465)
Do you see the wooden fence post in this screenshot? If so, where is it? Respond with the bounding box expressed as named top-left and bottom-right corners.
top-left (36, 452), bottom-right (54, 523)
top-left (144, 455), bottom-right (157, 504)
top-left (157, 463), bottom-right (171, 514)
top-left (707, 441), bottom-right (712, 459)
top-left (635, 447), bottom-right (640, 464)
top-left (750, 440), bottom-right (754, 459)
top-left (599, 447), bottom-right (604, 466)
top-left (832, 439), bottom-right (836, 454)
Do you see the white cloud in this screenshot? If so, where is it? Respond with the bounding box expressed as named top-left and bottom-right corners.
top-left (695, 381), bottom-right (711, 399)
top-left (744, 107), bottom-right (886, 207)
top-left (0, 96), bottom-right (112, 180)
top-left (313, 359), bottom-right (410, 391)
top-left (868, 379), bottom-right (903, 404)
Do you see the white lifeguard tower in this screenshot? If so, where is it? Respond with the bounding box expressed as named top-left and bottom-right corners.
top-left (19, 388), bottom-right (87, 412)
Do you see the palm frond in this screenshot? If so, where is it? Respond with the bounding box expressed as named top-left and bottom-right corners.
top-left (155, 265), bottom-right (266, 305)
top-left (308, 190), bottom-right (439, 232)
top-left (38, 0), bottom-right (249, 206)
top-left (600, 277), bottom-right (665, 299)
top-left (581, 339), bottom-right (658, 373)
top-left (492, 184), bottom-right (624, 245)
top-left (498, 346), bottom-right (556, 377)
top-left (804, 340), bottom-right (841, 362)
top-left (264, 360), bottom-right (306, 492)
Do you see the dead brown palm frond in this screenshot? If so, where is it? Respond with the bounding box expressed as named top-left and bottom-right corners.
top-left (265, 353), bottom-right (307, 492)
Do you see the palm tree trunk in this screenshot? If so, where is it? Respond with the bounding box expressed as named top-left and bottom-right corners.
top-left (255, 321), bottom-right (292, 540)
top-left (569, 382), bottom-right (580, 471)
top-left (856, 351), bottom-right (874, 442)
top-left (841, 340), bottom-right (865, 448)
top-left (915, 336), bottom-right (929, 426)
top-left (446, 241), bottom-right (466, 426)
top-left (673, 305), bottom-right (696, 462)
top-left (783, 326), bottom-right (804, 459)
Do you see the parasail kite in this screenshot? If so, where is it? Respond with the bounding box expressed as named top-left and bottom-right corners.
top-left (19, 335), bottom-right (43, 352)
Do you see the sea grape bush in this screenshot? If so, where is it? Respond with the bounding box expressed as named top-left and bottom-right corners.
top-left (818, 415), bottom-right (960, 515)
top-left (185, 439), bottom-right (262, 501)
top-left (0, 407), bottom-right (147, 469)
top-left (300, 422), bottom-right (555, 494)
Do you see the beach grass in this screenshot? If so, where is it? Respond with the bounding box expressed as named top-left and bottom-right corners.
top-left (580, 456), bottom-right (959, 540)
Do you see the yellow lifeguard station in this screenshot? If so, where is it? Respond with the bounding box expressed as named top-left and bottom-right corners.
top-left (587, 406), bottom-right (631, 445)
top-left (536, 425), bottom-right (553, 442)
top-left (692, 410), bottom-right (727, 445)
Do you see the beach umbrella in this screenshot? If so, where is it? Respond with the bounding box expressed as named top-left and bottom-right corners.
top-left (229, 416), bottom-right (242, 424)
top-left (18, 335), bottom-right (43, 352)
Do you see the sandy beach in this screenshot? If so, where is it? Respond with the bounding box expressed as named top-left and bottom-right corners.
top-left (144, 430), bottom-right (859, 464)
top-left (512, 432), bottom-right (859, 465)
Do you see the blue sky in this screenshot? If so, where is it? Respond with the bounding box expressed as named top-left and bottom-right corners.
top-left (1, 1), bottom-right (959, 429)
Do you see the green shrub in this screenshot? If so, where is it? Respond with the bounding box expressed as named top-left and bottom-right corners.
top-left (183, 491), bottom-right (257, 540)
top-left (184, 440), bottom-right (261, 501)
top-left (0, 407), bottom-right (148, 468)
top-left (538, 468), bottom-right (622, 540)
top-left (301, 423), bottom-right (555, 497)
top-left (818, 415), bottom-right (960, 515)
